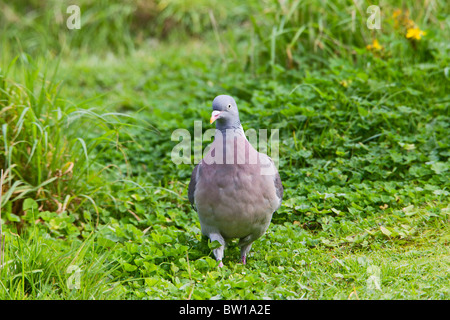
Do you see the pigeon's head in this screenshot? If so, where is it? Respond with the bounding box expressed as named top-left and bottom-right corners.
top-left (210, 95), bottom-right (241, 130)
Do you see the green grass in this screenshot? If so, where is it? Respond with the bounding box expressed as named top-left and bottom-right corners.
top-left (0, 0), bottom-right (449, 300)
top-left (0, 223), bottom-right (125, 299)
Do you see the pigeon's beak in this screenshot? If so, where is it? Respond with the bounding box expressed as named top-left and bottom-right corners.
top-left (210, 110), bottom-right (222, 124)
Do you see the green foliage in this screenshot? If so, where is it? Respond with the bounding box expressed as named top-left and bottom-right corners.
top-left (246, 0), bottom-right (450, 73)
top-left (0, 55), bottom-right (141, 237)
top-left (0, 0), bottom-right (254, 55)
top-left (0, 227), bottom-right (125, 299)
top-left (0, 0), bottom-right (449, 300)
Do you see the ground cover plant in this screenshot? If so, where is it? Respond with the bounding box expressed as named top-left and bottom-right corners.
top-left (0, 0), bottom-right (448, 300)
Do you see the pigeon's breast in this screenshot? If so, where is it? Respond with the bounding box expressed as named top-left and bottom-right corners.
top-left (194, 135), bottom-right (279, 239)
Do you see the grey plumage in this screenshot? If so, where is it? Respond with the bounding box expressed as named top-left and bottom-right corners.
top-left (188, 95), bottom-right (283, 266)
top-left (188, 164), bottom-right (199, 211)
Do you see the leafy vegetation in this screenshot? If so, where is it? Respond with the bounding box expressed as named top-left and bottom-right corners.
top-left (0, 0), bottom-right (449, 299)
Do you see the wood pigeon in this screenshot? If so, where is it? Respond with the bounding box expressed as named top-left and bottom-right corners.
top-left (188, 95), bottom-right (283, 266)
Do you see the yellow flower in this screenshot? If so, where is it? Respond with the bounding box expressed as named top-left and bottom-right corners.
top-left (366, 39), bottom-right (383, 51)
top-left (340, 80), bottom-right (351, 88)
top-left (372, 39), bottom-right (383, 50)
top-left (406, 27), bottom-right (426, 40)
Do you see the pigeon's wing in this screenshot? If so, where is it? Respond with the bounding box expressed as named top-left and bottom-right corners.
top-left (188, 162), bottom-right (200, 211)
top-left (262, 154), bottom-right (283, 210)
top-left (273, 167), bottom-right (283, 209)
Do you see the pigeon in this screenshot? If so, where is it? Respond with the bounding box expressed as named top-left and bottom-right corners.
top-left (188, 95), bottom-right (283, 266)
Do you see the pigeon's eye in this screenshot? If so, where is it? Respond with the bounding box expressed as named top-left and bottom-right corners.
top-left (227, 104), bottom-right (232, 109)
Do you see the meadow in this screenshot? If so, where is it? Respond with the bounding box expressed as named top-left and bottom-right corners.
top-left (0, 0), bottom-right (449, 300)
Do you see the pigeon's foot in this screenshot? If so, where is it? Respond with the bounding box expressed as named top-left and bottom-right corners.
top-left (218, 260), bottom-right (224, 268)
top-left (240, 255), bottom-right (246, 265)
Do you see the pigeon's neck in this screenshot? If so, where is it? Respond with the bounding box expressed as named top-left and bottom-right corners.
top-left (208, 126), bottom-right (257, 165)
top-left (215, 118), bottom-right (242, 133)
top-left (214, 125), bottom-right (245, 139)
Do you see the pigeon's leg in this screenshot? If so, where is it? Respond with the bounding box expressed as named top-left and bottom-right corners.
top-left (239, 243), bottom-right (252, 264)
top-left (238, 236), bottom-right (254, 265)
top-left (209, 233), bottom-right (226, 267)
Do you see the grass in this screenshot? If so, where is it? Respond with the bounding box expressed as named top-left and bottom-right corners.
top-left (0, 55), bottom-right (141, 235)
top-left (0, 0), bottom-right (449, 300)
top-left (0, 223), bottom-right (124, 299)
